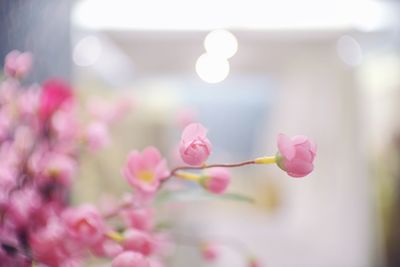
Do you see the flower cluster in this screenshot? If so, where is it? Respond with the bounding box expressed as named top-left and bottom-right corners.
top-left (0, 51), bottom-right (118, 266)
top-left (0, 51), bottom-right (316, 267)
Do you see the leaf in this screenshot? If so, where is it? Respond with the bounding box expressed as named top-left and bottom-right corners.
top-left (217, 192), bottom-right (255, 203)
top-left (155, 189), bottom-right (255, 205)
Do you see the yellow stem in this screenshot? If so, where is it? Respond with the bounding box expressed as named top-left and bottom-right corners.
top-left (175, 172), bottom-right (202, 181)
top-left (105, 231), bottom-right (124, 242)
top-left (254, 156), bottom-right (277, 164)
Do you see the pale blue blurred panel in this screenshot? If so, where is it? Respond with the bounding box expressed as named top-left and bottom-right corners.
top-left (179, 75), bottom-right (276, 160)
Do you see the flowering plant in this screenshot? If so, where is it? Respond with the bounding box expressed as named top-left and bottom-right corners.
top-left (0, 51), bottom-right (316, 267)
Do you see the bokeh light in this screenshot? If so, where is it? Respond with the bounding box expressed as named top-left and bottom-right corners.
top-left (73, 35), bottom-right (102, 67)
top-left (195, 53), bottom-right (230, 83)
top-left (336, 35), bottom-right (363, 67)
top-left (204, 29), bottom-right (238, 59)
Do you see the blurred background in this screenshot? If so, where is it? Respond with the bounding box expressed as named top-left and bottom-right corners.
top-left (1, 0), bottom-right (400, 266)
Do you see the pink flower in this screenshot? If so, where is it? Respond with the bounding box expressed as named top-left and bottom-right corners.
top-left (41, 152), bottom-right (77, 186)
top-left (179, 123), bottom-right (212, 166)
top-left (149, 259), bottom-right (166, 267)
top-left (62, 204), bottom-right (105, 245)
top-left (276, 133), bottom-right (317, 178)
top-left (91, 237), bottom-right (123, 257)
top-left (30, 217), bottom-right (77, 266)
top-left (248, 258), bottom-right (262, 267)
top-left (51, 107), bottom-right (80, 140)
top-left (4, 50), bottom-right (32, 78)
top-left (123, 147), bottom-right (169, 194)
top-left (112, 251), bottom-right (149, 267)
top-left (87, 97), bottom-right (133, 124)
top-left (0, 110), bottom-right (12, 142)
top-left (85, 121), bottom-right (110, 151)
top-left (122, 229), bottom-right (155, 256)
top-left (201, 243), bottom-right (218, 262)
top-left (201, 167), bottom-right (230, 194)
top-left (121, 208), bottom-right (154, 231)
top-left (7, 188), bottom-right (41, 227)
top-left (39, 79), bottom-right (73, 123)
top-left (0, 165), bottom-right (16, 191)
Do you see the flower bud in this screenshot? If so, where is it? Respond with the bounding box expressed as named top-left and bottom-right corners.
top-left (179, 123), bottom-right (212, 166)
top-left (201, 243), bottom-right (218, 262)
top-left (276, 133), bottom-right (317, 178)
top-left (201, 168), bottom-right (230, 194)
top-left (4, 50), bottom-right (32, 79)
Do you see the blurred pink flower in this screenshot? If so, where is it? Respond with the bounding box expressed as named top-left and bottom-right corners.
top-left (0, 165), bottom-right (16, 191)
top-left (87, 97), bottom-right (133, 124)
top-left (30, 216), bottom-right (81, 266)
top-left (202, 167), bottom-right (230, 194)
top-left (17, 85), bottom-right (40, 117)
top-left (112, 251), bottom-right (149, 267)
top-left (112, 98), bottom-right (134, 122)
top-left (62, 204), bottom-right (105, 245)
top-left (121, 208), bottom-right (154, 231)
top-left (248, 258), bottom-right (262, 267)
top-left (123, 147), bottom-right (169, 194)
top-left (4, 50), bottom-right (32, 79)
top-left (39, 79), bottom-right (73, 123)
top-left (14, 125), bottom-right (34, 154)
top-left (51, 107), bottom-right (80, 140)
top-left (149, 259), bottom-right (166, 267)
top-left (123, 228), bottom-right (155, 256)
top-left (91, 237), bottom-right (123, 258)
top-left (8, 187), bottom-right (41, 227)
top-left (41, 152), bottom-right (77, 186)
top-left (0, 109), bottom-right (12, 142)
top-left (276, 133), bottom-right (317, 178)
top-left (201, 243), bottom-right (218, 262)
top-left (85, 121), bottom-right (110, 151)
top-left (179, 123), bottom-right (212, 166)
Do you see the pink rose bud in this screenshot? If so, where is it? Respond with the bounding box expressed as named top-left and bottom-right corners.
top-left (201, 243), bottom-right (219, 262)
top-left (201, 167), bottom-right (230, 194)
top-left (123, 147), bottom-right (169, 194)
top-left (62, 204), bottom-right (105, 245)
top-left (4, 50), bottom-right (32, 79)
top-left (276, 133), bottom-right (317, 178)
top-left (179, 123), bottom-right (212, 166)
top-left (39, 78), bottom-right (74, 123)
top-left (112, 251), bottom-right (150, 267)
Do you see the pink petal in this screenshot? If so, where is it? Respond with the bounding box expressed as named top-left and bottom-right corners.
top-left (16, 52), bottom-right (32, 71)
top-left (142, 146), bottom-right (162, 169)
top-left (310, 141), bottom-right (317, 156)
top-left (200, 137), bottom-right (212, 154)
top-left (293, 146), bottom-right (313, 162)
top-left (292, 135), bottom-right (308, 145)
top-left (5, 50), bottom-right (19, 65)
top-left (285, 160), bottom-right (313, 177)
top-left (277, 133), bottom-right (295, 160)
top-left (181, 123), bottom-right (207, 141)
top-left (126, 151), bottom-right (145, 174)
top-left (155, 159), bottom-right (169, 180)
